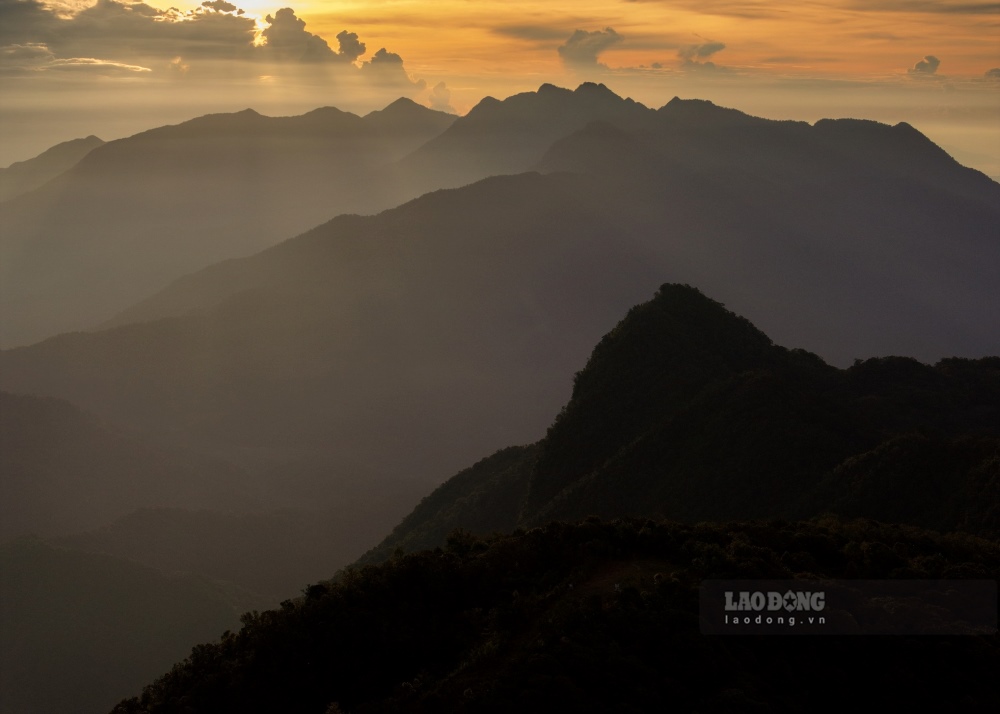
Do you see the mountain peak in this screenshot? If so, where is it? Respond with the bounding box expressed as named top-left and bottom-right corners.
top-left (537, 82), bottom-right (571, 96)
top-left (369, 96), bottom-right (423, 115)
top-left (523, 283), bottom-right (781, 515)
top-left (574, 81), bottom-right (618, 98)
top-left (657, 96), bottom-right (761, 126)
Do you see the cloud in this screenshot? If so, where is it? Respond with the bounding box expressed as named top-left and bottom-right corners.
top-left (985, 67), bottom-right (1000, 80)
top-left (908, 55), bottom-right (941, 74)
top-left (678, 40), bottom-right (728, 72)
top-left (30, 0), bottom-right (258, 61)
top-left (558, 28), bottom-right (622, 69)
top-left (0, 41), bottom-right (53, 68)
top-left (0, 0), bottom-right (56, 46)
top-left (0, 1), bottom-right (423, 79)
top-left (260, 7), bottom-right (339, 62)
top-left (0, 40), bottom-right (150, 74)
top-left (201, 0), bottom-right (241, 13)
top-left (623, 0), bottom-right (782, 20)
top-left (361, 47), bottom-right (424, 88)
top-left (335, 30), bottom-right (365, 63)
top-left (494, 24), bottom-right (572, 42)
top-left (428, 81), bottom-right (454, 113)
top-left (843, 1), bottom-right (1000, 14)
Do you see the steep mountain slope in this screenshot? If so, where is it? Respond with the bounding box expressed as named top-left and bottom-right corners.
top-left (0, 135), bottom-right (103, 202)
top-left (362, 285), bottom-right (1000, 563)
top-left (0, 391), bottom-right (255, 539)
top-left (0, 538), bottom-right (246, 714)
top-left (0, 100), bottom-right (455, 347)
top-left (112, 519), bottom-right (1000, 713)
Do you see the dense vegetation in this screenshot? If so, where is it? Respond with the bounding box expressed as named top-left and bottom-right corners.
top-left (112, 518), bottom-right (1000, 713)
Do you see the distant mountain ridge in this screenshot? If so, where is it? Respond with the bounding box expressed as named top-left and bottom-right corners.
top-left (0, 99), bottom-right (456, 347)
top-left (391, 82), bottom-right (652, 190)
top-left (0, 135), bottom-right (103, 203)
top-left (3, 83), bottom-right (997, 352)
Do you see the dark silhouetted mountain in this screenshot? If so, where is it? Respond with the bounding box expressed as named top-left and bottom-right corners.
top-left (0, 391), bottom-right (257, 540)
top-left (362, 285), bottom-right (1000, 563)
top-left (0, 135), bottom-right (103, 203)
top-left (0, 101), bottom-right (455, 347)
top-left (0, 537), bottom-right (246, 714)
top-left (110, 518), bottom-right (1000, 714)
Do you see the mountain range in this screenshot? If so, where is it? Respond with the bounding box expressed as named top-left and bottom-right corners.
top-left (0, 99), bottom-right (456, 347)
top-left (1, 83), bottom-right (998, 714)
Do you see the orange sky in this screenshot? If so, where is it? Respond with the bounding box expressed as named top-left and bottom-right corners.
top-left (2, 1), bottom-right (998, 171)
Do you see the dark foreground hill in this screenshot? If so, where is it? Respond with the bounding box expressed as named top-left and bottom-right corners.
top-left (111, 518), bottom-right (1000, 713)
top-left (363, 285), bottom-right (1000, 563)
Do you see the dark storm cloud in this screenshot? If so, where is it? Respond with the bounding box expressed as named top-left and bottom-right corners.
top-left (908, 55), bottom-right (941, 74)
top-left (558, 27), bottom-right (622, 68)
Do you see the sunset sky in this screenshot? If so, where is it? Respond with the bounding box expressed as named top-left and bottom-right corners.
top-left (1, 0), bottom-right (998, 172)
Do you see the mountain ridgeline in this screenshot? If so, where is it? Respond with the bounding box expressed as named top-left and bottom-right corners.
top-left (362, 284), bottom-right (1000, 563)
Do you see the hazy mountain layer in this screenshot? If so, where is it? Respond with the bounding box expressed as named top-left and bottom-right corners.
top-left (0, 99), bottom-right (455, 347)
top-left (0, 538), bottom-right (246, 714)
top-left (111, 518), bottom-right (1000, 713)
top-left (1, 172), bottom-right (662, 486)
top-left (362, 284), bottom-right (1000, 563)
top-left (55, 496), bottom-right (431, 602)
top-left (0, 391), bottom-right (256, 540)
top-left (0, 135), bottom-right (103, 203)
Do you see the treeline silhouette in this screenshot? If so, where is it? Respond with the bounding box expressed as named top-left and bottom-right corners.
top-left (112, 518), bottom-right (999, 713)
